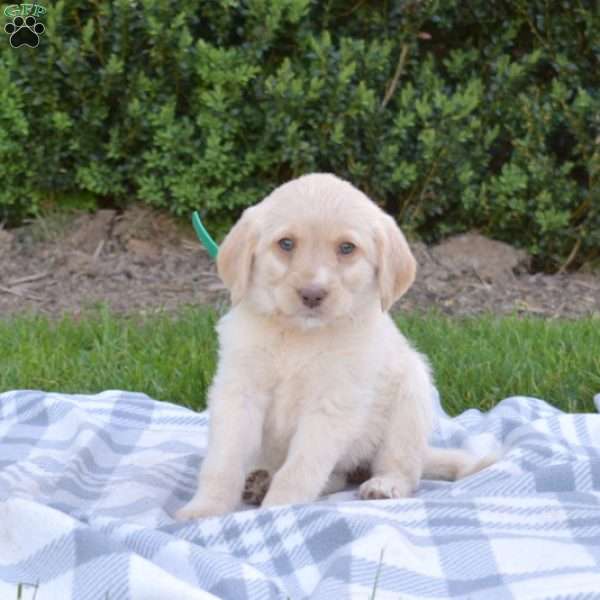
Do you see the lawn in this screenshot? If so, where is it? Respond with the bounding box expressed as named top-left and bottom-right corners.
top-left (1, 307), bottom-right (599, 414)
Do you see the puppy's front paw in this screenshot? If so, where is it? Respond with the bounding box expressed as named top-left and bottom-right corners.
top-left (175, 498), bottom-right (229, 521)
top-left (359, 475), bottom-right (412, 500)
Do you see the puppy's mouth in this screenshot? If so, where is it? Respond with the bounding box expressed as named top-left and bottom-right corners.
top-left (295, 313), bottom-right (326, 329)
top-left (291, 304), bottom-right (329, 329)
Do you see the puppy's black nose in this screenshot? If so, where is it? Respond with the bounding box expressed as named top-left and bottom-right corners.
top-left (298, 286), bottom-right (328, 308)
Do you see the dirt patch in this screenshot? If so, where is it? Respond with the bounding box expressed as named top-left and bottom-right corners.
top-left (1, 208), bottom-right (599, 318)
top-left (401, 237), bottom-right (599, 318)
top-left (0, 207), bottom-right (226, 317)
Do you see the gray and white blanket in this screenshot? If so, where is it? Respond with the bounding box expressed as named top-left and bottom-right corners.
top-left (1, 389), bottom-right (600, 599)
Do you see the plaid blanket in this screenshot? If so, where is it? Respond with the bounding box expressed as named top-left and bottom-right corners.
top-left (1, 390), bottom-right (600, 600)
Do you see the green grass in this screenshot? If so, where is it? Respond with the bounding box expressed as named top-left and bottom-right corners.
top-left (1, 307), bottom-right (599, 414)
top-left (398, 313), bottom-right (600, 414)
top-left (0, 307), bottom-right (218, 411)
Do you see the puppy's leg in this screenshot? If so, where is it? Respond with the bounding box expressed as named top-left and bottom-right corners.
top-left (321, 471), bottom-right (348, 495)
top-left (360, 369), bottom-right (432, 501)
top-left (262, 413), bottom-right (353, 508)
top-left (176, 383), bottom-right (265, 520)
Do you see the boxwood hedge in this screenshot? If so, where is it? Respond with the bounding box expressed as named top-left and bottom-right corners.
top-left (1, 0), bottom-right (598, 268)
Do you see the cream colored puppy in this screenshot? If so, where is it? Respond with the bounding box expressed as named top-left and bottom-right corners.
top-left (177, 173), bottom-right (490, 520)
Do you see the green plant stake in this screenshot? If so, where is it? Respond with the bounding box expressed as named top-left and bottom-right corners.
top-left (192, 211), bottom-right (219, 259)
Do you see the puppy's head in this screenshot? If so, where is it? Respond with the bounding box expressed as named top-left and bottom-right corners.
top-left (217, 173), bottom-right (416, 329)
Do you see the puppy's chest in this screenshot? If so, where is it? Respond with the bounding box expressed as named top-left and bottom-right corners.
top-left (262, 342), bottom-right (375, 441)
top-left (267, 349), bottom-right (341, 409)
top-left (267, 336), bottom-right (362, 398)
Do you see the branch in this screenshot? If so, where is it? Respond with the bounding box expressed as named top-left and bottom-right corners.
top-left (381, 43), bottom-right (409, 110)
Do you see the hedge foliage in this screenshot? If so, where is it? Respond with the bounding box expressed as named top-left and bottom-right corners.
top-left (1, 0), bottom-right (599, 268)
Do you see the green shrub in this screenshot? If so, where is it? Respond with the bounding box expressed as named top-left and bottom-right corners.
top-left (1, 0), bottom-right (598, 269)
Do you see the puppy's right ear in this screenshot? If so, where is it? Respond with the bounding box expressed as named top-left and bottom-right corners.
top-left (217, 206), bottom-right (259, 305)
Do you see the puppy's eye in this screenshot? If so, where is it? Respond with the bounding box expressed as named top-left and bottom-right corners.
top-left (278, 238), bottom-right (295, 252)
top-left (339, 242), bottom-right (356, 255)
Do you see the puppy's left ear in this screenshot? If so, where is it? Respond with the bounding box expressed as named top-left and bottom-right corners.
top-left (217, 206), bottom-right (259, 305)
top-left (374, 214), bottom-right (417, 312)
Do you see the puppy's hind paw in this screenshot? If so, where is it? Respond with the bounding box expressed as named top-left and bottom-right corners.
top-left (359, 475), bottom-right (412, 500)
top-left (242, 469), bottom-right (271, 505)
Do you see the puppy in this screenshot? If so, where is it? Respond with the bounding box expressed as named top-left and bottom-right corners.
top-left (176, 173), bottom-right (491, 520)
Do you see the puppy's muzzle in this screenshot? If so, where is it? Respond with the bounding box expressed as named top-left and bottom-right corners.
top-left (297, 286), bottom-right (328, 309)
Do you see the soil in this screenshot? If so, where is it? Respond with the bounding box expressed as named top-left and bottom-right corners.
top-left (1, 206), bottom-right (599, 319)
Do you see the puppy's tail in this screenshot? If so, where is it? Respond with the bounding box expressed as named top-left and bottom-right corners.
top-left (423, 447), bottom-right (498, 481)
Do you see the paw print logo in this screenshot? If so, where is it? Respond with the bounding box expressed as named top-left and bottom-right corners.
top-left (4, 15), bottom-right (45, 48)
